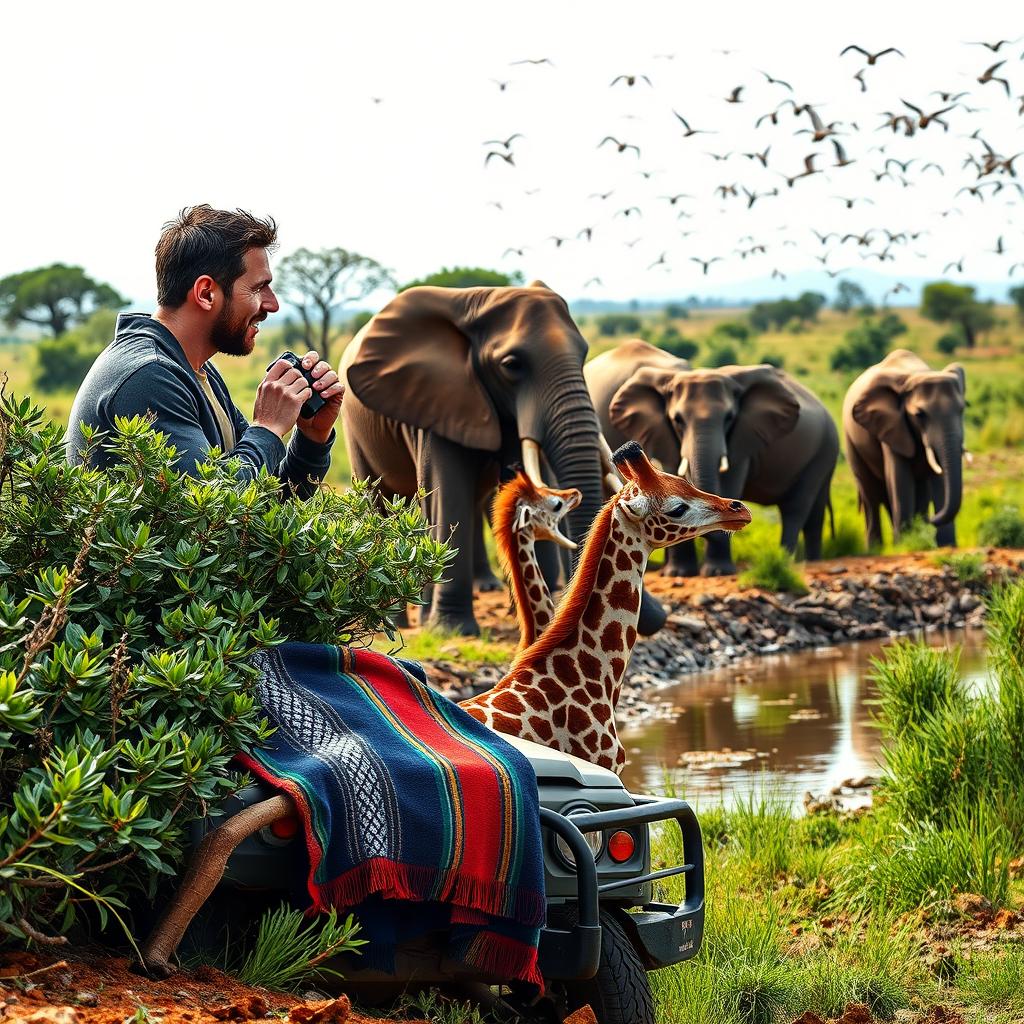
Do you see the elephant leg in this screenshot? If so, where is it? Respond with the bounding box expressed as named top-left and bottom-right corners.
top-left (701, 530), bottom-right (736, 576)
top-left (799, 482), bottom-right (831, 561)
top-left (472, 500), bottom-right (503, 593)
top-left (420, 433), bottom-right (485, 635)
top-left (882, 444), bottom-right (916, 538)
top-left (664, 540), bottom-right (700, 577)
top-left (780, 453), bottom-right (835, 561)
top-left (847, 442), bottom-right (885, 549)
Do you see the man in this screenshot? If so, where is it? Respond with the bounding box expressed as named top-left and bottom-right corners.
top-left (67, 206), bottom-right (343, 496)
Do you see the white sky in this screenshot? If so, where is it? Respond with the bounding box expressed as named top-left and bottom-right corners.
top-left (2, 0), bottom-right (1023, 307)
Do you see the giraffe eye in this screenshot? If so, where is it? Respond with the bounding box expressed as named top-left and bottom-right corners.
top-left (546, 496), bottom-right (562, 512)
top-left (664, 498), bottom-right (690, 517)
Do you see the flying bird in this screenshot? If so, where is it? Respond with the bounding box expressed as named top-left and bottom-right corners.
top-left (614, 206), bottom-right (642, 218)
top-left (966, 38), bottom-right (1020, 52)
top-left (840, 45), bottom-right (905, 65)
top-left (833, 195), bottom-right (874, 208)
top-left (901, 99), bottom-right (956, 130)
top-left (782, 154), bottom-right (820, 187)
top-left (759, 70), bottom-right (793, 91)
top-left (943, 257), bottom-right (965, 273)
top-left (510, 57), bottom-right (554, 66)
top-left (492, 80), bottom-right (510, 92)
top-left (599, 136), bottom-right (641, 156)
top-left (484, 151), bottom-right (516, 167)
top-left (483, 133), bottom-right (524, 148)
top-left (725, 85), bottom-right (745, 103)
top-left (672, 111), bottom-right (714, 136)
top-left (742, 145), bottom-right (771, 167)
top-left (832, 140), bottom-right (855, 167)
top-left (583, 276), bottom-right (603, 288)
top-left (503, 247), bottom-right (528, 257)
top-left (611, 73), bottom-right (652, 87)
top-left (659, 193), bottom-right (694, 205)
top-left (647, 252), bottom-right (669, 269)
top-left (577, 226), bottom-right (595, 241)
top-left (977, 61), bottom-right (1011, 95)
top-left (588, 189), bottom-right (614, 200)
top-left (853, 69), bottom-right (867, 92)
top-left (690, 256), bottom-right (723, 275)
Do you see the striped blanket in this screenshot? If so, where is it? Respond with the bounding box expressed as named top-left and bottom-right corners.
top-left (236, 643), bottom-right (546, 993)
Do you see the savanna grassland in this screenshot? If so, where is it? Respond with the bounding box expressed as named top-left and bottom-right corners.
top-left (4, 303), bottom-right (1024, 1024)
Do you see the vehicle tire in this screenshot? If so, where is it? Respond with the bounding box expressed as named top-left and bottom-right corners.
top-left (561, 911), bottom-right (654, 1024)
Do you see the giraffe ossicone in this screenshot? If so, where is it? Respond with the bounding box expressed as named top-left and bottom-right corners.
top-left (461, 442), bottom-right (751, 773)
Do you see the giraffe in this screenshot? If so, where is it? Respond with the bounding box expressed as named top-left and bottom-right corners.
top-left (490, 468), bottom-right (582, 651)
top-left (461, 441), bottom-right (751, 772)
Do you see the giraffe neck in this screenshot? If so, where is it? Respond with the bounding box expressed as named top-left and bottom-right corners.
top-left (508, 527), bottom-right (556, 650)
top-left (460, 499), bottom-right (649, 773)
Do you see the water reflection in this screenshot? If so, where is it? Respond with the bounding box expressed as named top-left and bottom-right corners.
top-left (619, 629), bottom-right (989, 811)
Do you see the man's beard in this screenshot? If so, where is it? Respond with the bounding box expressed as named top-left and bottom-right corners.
top-left (211, 304), bottom-right (260, 357)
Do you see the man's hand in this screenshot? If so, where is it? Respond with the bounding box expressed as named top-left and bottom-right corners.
top-left (253, 357), bottom-right (317, 439)
top-left (294, 351), bottom-right (344, 445)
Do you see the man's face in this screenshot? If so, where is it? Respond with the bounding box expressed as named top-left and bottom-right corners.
top-left (211, 248), bottom-right (280, 357)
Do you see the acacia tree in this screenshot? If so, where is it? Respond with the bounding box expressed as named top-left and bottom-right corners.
top-left (0, 264), bottom-right (127, 336)
top-left (275, 248), bottom-right (396, 364)
top-left (1010, 284), bottom-right (1024, 322)
top-left (834, 279), bottom-right (868, 313)
top-left (920, 281), bottom-right (996, 348)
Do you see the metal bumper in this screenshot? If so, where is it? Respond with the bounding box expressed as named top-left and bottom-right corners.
top-left (537, 794), bottom-right (704, 980)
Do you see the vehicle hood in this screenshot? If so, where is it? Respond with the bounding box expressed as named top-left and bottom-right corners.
top-left (502, 734), bottom-right (624, 788)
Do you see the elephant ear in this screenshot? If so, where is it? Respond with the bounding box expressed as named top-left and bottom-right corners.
top-left (345, 287), bottom-right (500, 451)
top-left (851, 373), bottom-right (916, 458)
top-left (609, 368), bottom-right (679, 463)
top-left (943, 362), bottom-right (966, 395)
top-left (728, 365), bottom-right (801, 448)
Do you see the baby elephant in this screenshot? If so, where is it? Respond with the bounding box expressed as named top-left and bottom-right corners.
top-left (843, 349), bottom-right (966, 547)
top-left (586, 340), bottom-right (838, 575)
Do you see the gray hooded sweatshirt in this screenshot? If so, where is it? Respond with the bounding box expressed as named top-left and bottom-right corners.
top-left (66, 313), bottom-right (332, 497)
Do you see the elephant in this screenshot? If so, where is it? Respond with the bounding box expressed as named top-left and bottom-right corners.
top-left (585, 339), bottom-right (839, 575)
top-left (341, 283), bottom-right (665, 635)
top-left (842, 349), bottom-right (966, 548)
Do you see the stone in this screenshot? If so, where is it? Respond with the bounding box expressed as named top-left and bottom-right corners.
top-left (74, 993), bottom-right (98, 1008)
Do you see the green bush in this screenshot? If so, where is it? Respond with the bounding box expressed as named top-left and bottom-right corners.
top-left (649, 325), bottom-right (698, 361)
top-left (596, 312), bottom-right (642, 336)
top-left (757, 352), bottom-right (784, 369)
top-left (936, 331), bottom-right (962, 355)
top-left (712, 321), bottom-right (751, 343)
top-left (739, 546), bottom-right (808, 595)
top-left (829, 313), bottom-right (908, 372)
top-left (0, 389), bottom-right (451, 943)
top-left (892, 516), bottom-right (937, 553)
top-left (978, 505), bottom-right (1024, 547)
top-left (31, 308), bottom-right (117, 393)
top-left (821, 516), bottom-right (866, 559)
top-left (705, 341), bottom-right (739, 368)
top-left (933, 551), bottom-right (986, 583)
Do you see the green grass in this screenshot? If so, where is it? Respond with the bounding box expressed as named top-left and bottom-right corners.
top-left (977, 504), bottom-right (1024, 548)
top-left (891, 516), bottom-right (938, 553)
top-left (372, 625), bottom-right (515, 666)
top-left (738, 546), bottom-right (809, 595)
top-left (933, 550), bottom-right (986, 583)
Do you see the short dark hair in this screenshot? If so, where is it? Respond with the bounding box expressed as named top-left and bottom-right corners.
top-left (155, 205), bottom-right (278, 308)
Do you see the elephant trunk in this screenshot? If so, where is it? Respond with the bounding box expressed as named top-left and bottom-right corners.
top-left (537, 382), bottom-right (605, 562)
top-left (682, 424), bottom-right (729, 497)
top-left (929, 430), bottom-right (963, 526)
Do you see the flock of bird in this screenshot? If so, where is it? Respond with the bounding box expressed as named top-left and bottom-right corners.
top-left (464, 37), bottom-right (1024, 291)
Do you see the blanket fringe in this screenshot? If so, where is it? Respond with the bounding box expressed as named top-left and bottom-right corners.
top-left (315, 858), bottom-right (546, 928)
top-left (455, 931), bottom-right (545, 992)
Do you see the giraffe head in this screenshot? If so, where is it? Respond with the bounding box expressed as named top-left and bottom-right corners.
top-left (493, 467), bottom-right (582, 550)
top-left (611, 441), bottom-right (751, 550)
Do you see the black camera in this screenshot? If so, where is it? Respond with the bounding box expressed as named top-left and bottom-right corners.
top-left (267, 351), bottom-right (326, 420)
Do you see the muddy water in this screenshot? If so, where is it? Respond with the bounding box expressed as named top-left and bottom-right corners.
top-left (618, 629), bottom-right (989, 811)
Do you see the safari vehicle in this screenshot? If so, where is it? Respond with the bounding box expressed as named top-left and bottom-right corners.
top-left (189, 735), bottom-right (705, 1024)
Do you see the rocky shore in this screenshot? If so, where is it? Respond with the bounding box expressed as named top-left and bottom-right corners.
top-left (430, 551), bottom-right (1023, 714)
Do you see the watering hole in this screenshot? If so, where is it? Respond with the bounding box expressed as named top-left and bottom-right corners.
top-left (618, 628), bottom-right (988, 811)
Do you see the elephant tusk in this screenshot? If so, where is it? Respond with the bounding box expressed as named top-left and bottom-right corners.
top-left (599, 435), bottom-right (624, 492)
top-left (677, 456), bottom-right (689, 479)
top-left (719, 454), bottom-right (730, 474)
top-left (924, 442), bottom-right (943, 476)
top-left (964, 449), bottom-right (974, 465)
top-left (521, 439), bottom-right (547, 487)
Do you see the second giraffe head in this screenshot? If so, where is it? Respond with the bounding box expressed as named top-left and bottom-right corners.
top-left (612, 440), bottom-right (751, 548)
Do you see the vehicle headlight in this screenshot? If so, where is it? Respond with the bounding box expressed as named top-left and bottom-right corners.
top-left (554, 806), bottom-right (605, 868)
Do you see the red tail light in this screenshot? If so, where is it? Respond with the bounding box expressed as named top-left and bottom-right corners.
top-left (608, 830), bottom-right (635, 863)
top-left (270, 815), bottom-right (300, 840)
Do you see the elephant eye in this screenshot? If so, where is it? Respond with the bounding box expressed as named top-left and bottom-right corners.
top-left (501, 353), bottom-right (525, 375)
